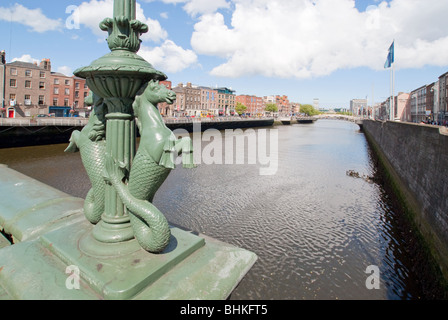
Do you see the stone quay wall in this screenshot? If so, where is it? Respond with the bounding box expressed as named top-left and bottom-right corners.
top-left (362, 120), bottom-right (448, 279)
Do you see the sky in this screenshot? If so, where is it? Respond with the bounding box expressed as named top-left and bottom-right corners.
top-left (0, 0), bottom-right (447, 109)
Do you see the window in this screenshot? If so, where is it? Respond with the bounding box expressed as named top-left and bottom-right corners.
top-left (75, 82), bottom-right (80, 89)
top-left (9, 94), bottom-right (16, 105)
top-left (39, 82), bottom-right (45, 89)
top-left (75, 91), bottom-right (79, 98)
top-left (53, 98), bottom-right (58, 106)
top-left (25, 80), bottom-right (32, 89)
top-left (54, 87), bottom-right (59, 95)
top-left (10, 68), bottom-right (17, 76)
top-left (24, 95), bottom-right (31, 105)
top-left (25, 70), bottom-right (32, 77)
top-left (64, 98), bottom-right (69, 106)
top-left (38, 95), bottom-right (45, 105)
top-left (40, 71), bottom-right (46, 78)
top-left (65, 88), bottom-right (70, 95)
top-left (65, 80), bottom-right (70, 86)
top-left (10, 79), bottom-right (17, 87)
top-left (54, 78), bottom-right (59, 85)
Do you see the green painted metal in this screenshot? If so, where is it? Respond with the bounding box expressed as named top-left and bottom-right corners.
top-left (0, 0), bottom-right (257, 300)
top-left (0, 165), bottom-right (84, 243)
top-left (70, 0), bottom-right (195, 253)
top-left (0, 219), bottom-right (257, 300)
top-left (0, 233), bottom-right (10, 249)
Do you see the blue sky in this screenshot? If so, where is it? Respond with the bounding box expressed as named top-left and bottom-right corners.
top-left (1, 0), bottom-right (447, 109)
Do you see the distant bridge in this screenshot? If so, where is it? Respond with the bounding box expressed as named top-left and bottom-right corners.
top-left (316, 114), bottom-right (365, 128)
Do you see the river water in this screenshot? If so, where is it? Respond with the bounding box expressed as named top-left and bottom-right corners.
top-left (0, 119), bottom-right (444, 300)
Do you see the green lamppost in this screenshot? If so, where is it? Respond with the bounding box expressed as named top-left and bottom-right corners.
top-left (70, 0), bottom-right (193, 252)
top-left (0, 0), bottom-right (256, 300)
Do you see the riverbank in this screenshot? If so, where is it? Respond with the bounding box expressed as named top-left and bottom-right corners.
top-left (362, 120), bottom-right (448, 290)
top-left (0, 117), bottom-right (275, 148)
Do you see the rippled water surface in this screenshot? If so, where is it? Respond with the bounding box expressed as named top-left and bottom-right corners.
top-left (0, 119), bottom-right (444, 300)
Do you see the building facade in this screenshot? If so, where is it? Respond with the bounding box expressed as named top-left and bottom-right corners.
top-left (0, 53), bottom-right (91, 118)
top-left (50, 66), bottom-right (91, 117)
top-left (439, 72), bottom-right (448, 123)
top-left (395, 92), bottom-right (411, 122)
top-left (236, 95), bottom-right (264, 116)
top-left (410, 85), bottom-right (428, 123)
top-left (350, 99), bottom-right (368, 116)
top-left (157, 80), bottom-right (172, 117)
top-left (217, 87), bottom-right (236, 116)
top-left (276, 95), bottom-right (290, 114)
top-left (4, 59), bottom-right (51, 118)
top-left (172, 82), bottom-right (201, 117)
top-left (199, 86), bottom-right (218, 116)
top-left (0, 51), bottom-right (5, 117)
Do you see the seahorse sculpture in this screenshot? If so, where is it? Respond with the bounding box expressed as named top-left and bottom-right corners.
top-left (104, 80), bottom-right (195, 253)
top-left (65, 93), bottom-right (107, 224)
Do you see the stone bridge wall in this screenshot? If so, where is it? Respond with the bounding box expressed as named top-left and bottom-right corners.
top-left (362, 120), bottom-right (448, 279)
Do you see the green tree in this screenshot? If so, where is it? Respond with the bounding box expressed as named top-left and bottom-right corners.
top-left (235, 102), bottom-right (248, 115)
top-left (300, 104), bottom-right (320, 116)
top-left (265, 103), bottom-right (278, 113)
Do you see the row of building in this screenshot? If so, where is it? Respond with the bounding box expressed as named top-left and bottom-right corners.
top-left (0, 51), bottom-right (91, 118)
top-left (350, 71), bottom-right (448, 124)
top-left (169, 82), bottom-right (300, 117)
top-left (0, 51), bottom-right (301, 119)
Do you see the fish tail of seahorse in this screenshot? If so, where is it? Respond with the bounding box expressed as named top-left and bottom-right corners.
top-left (83, 188), bottom-right (103, 224)
top-left (104, 155), bottom-right (171, 253)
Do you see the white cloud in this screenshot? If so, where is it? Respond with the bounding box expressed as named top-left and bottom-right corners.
top-left (57, 66), bottom-right (73, 76)
top-left (183, 0), bottom-right (230, 16)
top-left (142, 0), bottom-right (230, 16)
top-left (12, 54), bottom-right (40, 64)
top-left (190, 0), bottom-right (448, 79)
top-left (139, 40), bottom-right (198, 73)
top-left (73, 0), bottom-right (167, 43)
top-left (0, 3), bottom-right (62, 33)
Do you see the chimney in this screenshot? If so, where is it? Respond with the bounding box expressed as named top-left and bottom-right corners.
top-left (40, 58), bottom-right (51, 71)
top-left (1, 51), bottom-right (6, 65)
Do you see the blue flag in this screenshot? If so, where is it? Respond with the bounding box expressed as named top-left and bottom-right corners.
top-left (384, 41), bottom-right (395, 69)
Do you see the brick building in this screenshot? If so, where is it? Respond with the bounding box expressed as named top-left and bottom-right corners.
top-left (50, 68), bottom-right (90, 117)
top-left (172, 82), bottom-right (201, 117)
top-left (236, 94), bottom-right (263, 116)
top-left (0, 52), bottom-right (91, 118)
top-left (3, 58), bottom-right (51, 118)
top-left (157, 80), bottom-right (172, 116)
top-left (276, 95), bottom-right (290, 114)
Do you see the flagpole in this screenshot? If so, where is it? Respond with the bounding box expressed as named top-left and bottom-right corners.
top-left (390, 64), bottom-right (393, 121)
top-left (390, 40), bottom-right (395, 121)
top-left (392, 59), bottom-right (395, 121)
top-left (384, 40), bottom-right (395, 121)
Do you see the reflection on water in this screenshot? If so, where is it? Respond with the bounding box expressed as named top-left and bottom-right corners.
top-left (0, 119), bottom-right (444, 300)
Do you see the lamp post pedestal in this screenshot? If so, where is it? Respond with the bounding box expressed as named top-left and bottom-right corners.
top-left (0, 0), bottom-right (257, 300)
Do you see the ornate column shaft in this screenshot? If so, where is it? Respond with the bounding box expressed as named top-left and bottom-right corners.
top-left (93, 113), bottom-right (136, 243)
